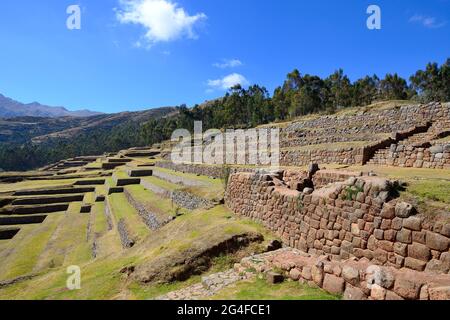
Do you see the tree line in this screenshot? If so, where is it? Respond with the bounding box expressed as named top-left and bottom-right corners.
top-left (0, 59), bottom-right (448, 171)
top-left (140, 58), bottom-right (449, 145)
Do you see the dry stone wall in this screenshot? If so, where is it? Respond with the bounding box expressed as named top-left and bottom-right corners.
top-left (156, 161), bottom-right (225, 178)
top-left (370, 143), bottom-right (450, 169)
top-left (159, 103), bottom-right (449, 168)
top-left (235, 248), bottom-right (450, 300)
top-left (280, 147), bottom-right (365, 166)
top-left (171, 190), bottom-right (216, 211)
top-left (225, 172), bottom-right (450, 274)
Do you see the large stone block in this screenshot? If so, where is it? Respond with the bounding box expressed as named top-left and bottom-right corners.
top-left (395, 202), bottom-right (416, 218)
top-left (425, 259), bottom-right (450, 274)
top-left (289, 268), bottom-right (302, 281)
top-left (342, 266), bottom-right (360, 286)
top-left (404, 257), bottom-right (426, 271)
top-left (403, 217), bottom-right (422, 231)
top-left (396, 229), bottom-right (412, 244)
top-left (394, 277), bottom-right (422, 300)
top-left (380, 204), bottom-right (395, 219)
top-left (311, 265), bottom-right (324, 286)
top-left (385, 290), bottom-right (404, 300)
top-left (370, 284), bottom-right (386, 300)
top-left (343, 284), bottom-right (367, 300)
top-left (407, 242), bottom-right (431, 261)
top-left (365, 265), bottom-right (395, 289)
top-left (322, 273), bottom-right (345, 295)
top-left (429, 286), bottom-right (450, 300)
top-left (301, 266), bottom-right (312, 281)
top-left (426, 231), bottom-right (449, 251)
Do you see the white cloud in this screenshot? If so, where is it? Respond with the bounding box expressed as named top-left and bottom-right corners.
top-left (116, 0), bottom-right (207, 46)
top-left (207, 73), bottom-right (249, 90)
top-left (409, 14), bottom-right (447, 29)
top-left (213, 59), bottom-right (243, 69)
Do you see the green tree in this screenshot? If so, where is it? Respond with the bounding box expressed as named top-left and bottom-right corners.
top-left (379, 73), bottom-right (410, 100)
top-left (410, 59), bottom-right (450, 102)
top-left (352, 75), bottom-right (380, 106)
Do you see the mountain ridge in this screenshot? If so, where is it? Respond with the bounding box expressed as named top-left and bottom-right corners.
top-left (0, 93), bottom-right (103, 118)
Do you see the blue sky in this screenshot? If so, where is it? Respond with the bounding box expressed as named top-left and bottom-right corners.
top-left (0, 0), bottom-right (449, 113)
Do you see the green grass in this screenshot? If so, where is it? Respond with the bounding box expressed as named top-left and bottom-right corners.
top-left (407, 180), bottom-right (450, 204)
top-left (95, 185), bottom-right (106, 197)
top-left (0, 213), bottom-right (64, 281)
top-left (108, 193), bottom-right (150, 240)
top-left (0, 255), bottom-right (137, 300)
top-left (356, 165), bottom-right (450, 181)
top-left (92, 201), bottom-right (122, 258)
top-left (125, 184), bottom-right (188, 217)
top-left (152, 167), bottom-right (225, 201)
top-left (128, 275), bottom-right (203, 300)
top-left (93, 202), bottom-right (108, 235)
top-left (141, 176), bottom-right (181, 192)
top-left (0, 179), bottom-right (80, 193)
top-left (104, 177), bottom-right (116, 187)
top-left (34, 203), bottom-right (92, 272)
top-left (0, 205), bottom-right (277, 299)
top-left (0, 240), bottom-right (9, 253)
top-left (211, 277), bottom-right (341, 300)
top-left (84, 161), bottom-right (103, 169)
top-left (349, 165), bottom-right (450, 204)
top-left (83, 192), bottom-right (95, 204)
top-left (154, 167), bottom-right (223, 185)
top-left (113, 171), bottom-right (129, 179)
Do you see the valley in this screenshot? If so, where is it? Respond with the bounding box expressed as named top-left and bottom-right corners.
top-left (0, 101), bottom-right (448, 300)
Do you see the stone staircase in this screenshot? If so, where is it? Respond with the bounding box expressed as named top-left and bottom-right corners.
top-left (367, 122), bottom-right (449, 166)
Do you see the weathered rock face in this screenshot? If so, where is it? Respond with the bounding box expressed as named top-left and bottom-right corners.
top-left (225, 172), bottom-right (450, 274)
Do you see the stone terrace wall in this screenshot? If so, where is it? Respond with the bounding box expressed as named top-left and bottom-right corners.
top-left (225, 172), bottom-right (450, 274)
top-left (280, 147), bottom-right (365, 166)
top-left (156, 161), bottom-right (225, 178)
top-left (155, 161), bottom-right (257, 179)
top-left (370, 143), bottom-right (450, 169)
top-left (236, 248), bottom-right (450, 300)
top-left (279, 102), bottom-right (449, 166)
top-left (282, 102), bottom-right (449, 143)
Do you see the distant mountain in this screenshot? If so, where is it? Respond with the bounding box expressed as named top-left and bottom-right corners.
top-left (0, 108), bottom-right (178, 145)
top-left (0, 93), bottom-right (102, 118)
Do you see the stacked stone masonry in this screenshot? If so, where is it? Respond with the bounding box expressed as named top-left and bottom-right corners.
top-left (235, 248), bottom-right (450, 300)
top-left (160, 102), bottom-right (449, 168)
top-left (225, 172), bottom-right (450, 274)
